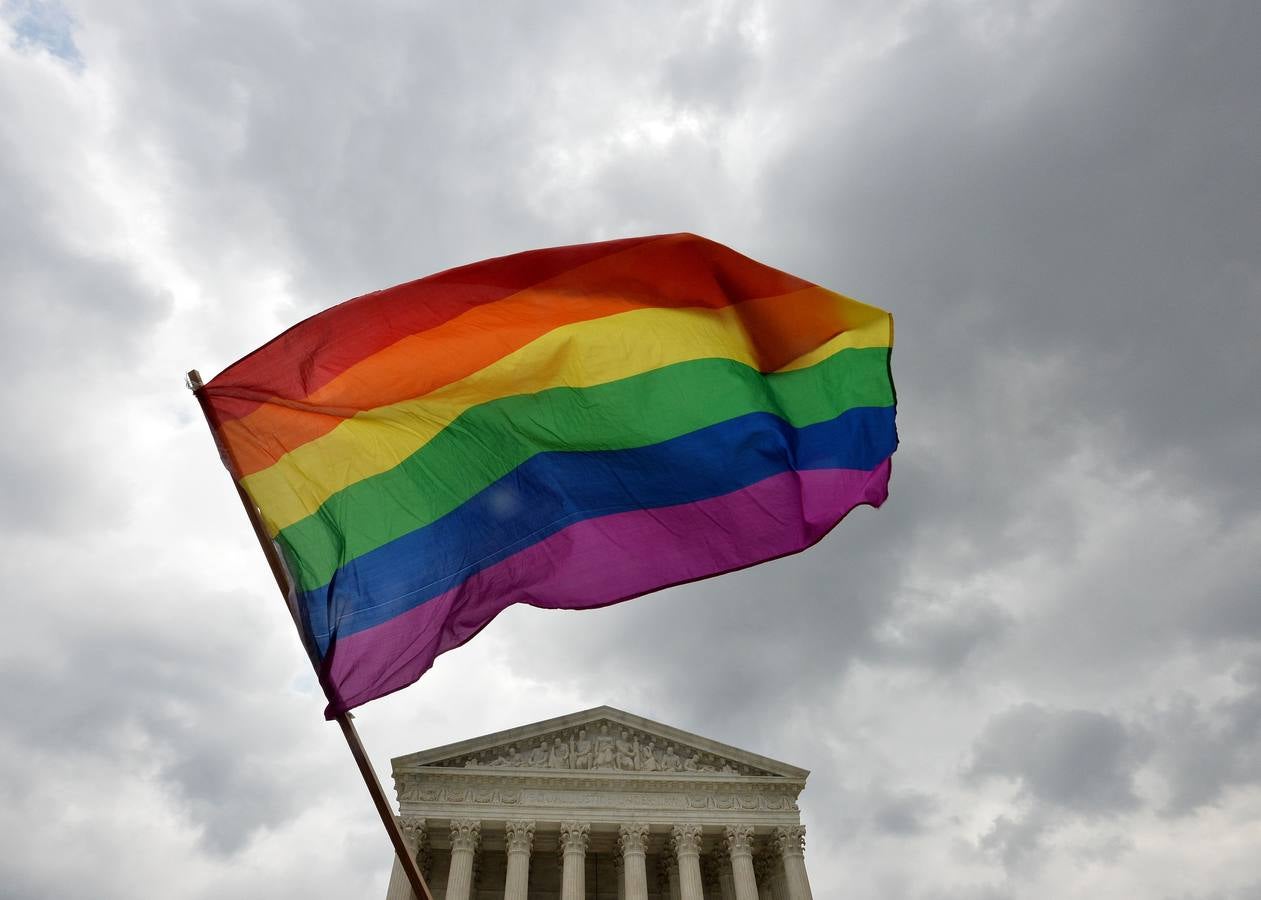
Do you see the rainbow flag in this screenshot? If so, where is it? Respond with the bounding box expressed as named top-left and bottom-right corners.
top-left (200, 234), bottom-right (897, 715)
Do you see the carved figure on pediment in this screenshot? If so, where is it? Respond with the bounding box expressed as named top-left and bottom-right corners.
top-left (720, 762), bottom-right (737, 774)
top-left (529, 741), bottom-right (550, 767)
top-left (594, 724), bottom-right (616, 769)
top-left (548, 737), bottom-right (570, 769)
top-left (573, 729), bottom-right (593, 769)
top-left (661, 744), bottom-right (682, 771)
top-left (463, 755), bottom-right (481, 768)
top-left (639, 741), bottom-right (659, 771)
top-left (616, 731), bottom-right (637, 770)
top-left (506, 744), bottom-right (525, 767)
top-left (487, 746), bottom-right (514, 767)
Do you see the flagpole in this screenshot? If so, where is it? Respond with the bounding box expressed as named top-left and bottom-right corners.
top-left (186, 369), bottom-right (435, 900)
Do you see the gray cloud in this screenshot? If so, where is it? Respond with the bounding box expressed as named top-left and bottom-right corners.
top-left (1166, 888), bottom-right (1261, 900)
top-left (918, 886), bottom-right (1011, 900)
top-left (869, 787), bottom-right (939, 836)
top-left (967, 703), bottom-right (1149, 815)
top-left (761, 0), bottom-right (1261, 506)
top-left (0, 108), bottom-right (169, 534)
top-left (0, 569), bottom-right (331, 859)
top-left (661, 14), bottom-right (759, 113)
top-left (871, 592), bottom-right (1013, 671)
top-left (1146, 657), bottom-right (1261, 815)
top-left (976, 809), bottom-right (1056, 872)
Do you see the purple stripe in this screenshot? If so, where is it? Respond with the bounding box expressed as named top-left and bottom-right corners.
top-left (321, 460), bottom-right (892, 716)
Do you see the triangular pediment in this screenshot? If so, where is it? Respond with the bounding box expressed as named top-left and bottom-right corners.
top-left (392, 706), bottom-right (808, 779)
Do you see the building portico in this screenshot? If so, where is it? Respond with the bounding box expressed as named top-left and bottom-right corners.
top-left (385, 706), bottom-right (815, 900)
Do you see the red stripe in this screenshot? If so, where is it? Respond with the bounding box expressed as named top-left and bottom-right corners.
top-left (208, 235), bottom-right (657, 423)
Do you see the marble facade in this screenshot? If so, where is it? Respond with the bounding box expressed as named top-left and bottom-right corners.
top-left (385, 706), bottom-right (814, 900)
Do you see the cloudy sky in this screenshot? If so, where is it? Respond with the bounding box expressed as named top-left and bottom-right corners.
top-left (2, 0), bottom-right (1259, 897)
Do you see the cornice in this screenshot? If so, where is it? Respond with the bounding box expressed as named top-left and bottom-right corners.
top-left (391, 706), bottom-right (809, 779)
top-left (394, 769), bottom-right (804, 826)
top-left (394, 767), bottom-right (806, 796)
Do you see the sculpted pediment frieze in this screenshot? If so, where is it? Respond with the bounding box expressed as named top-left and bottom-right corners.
top-left (424, 719), bottom-right (775, 777)
top-left (393, 706), bottom-right (809, 781)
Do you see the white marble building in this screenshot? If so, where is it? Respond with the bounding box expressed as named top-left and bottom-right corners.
top-left (385, 706), bottom-right (815, 900)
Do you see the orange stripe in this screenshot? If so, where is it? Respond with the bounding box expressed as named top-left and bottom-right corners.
top-left (219, 235), bottom-right (811, 476)
top-left (236, 288), bottom-right (891, 536)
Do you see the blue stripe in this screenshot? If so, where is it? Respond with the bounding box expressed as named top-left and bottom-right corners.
top-left (297, 405), bottom-right (897, 654)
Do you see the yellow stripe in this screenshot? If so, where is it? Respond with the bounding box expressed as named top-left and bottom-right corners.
top-left (242, 287), bottom-right (892, 535)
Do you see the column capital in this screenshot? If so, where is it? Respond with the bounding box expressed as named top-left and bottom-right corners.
top-left (724, 824), bottom-right (756, 858)
top-left (559, 821), bottom-right (590, 854)
top-left (619, 823), bottom-right (651, 856)
top-left (671, 823), bottom-right (704, 856)
top-left (399, 815), bottom-right (425, 850)
top-left (773, 825), bottom-right (806, 859)
top-left (505, 820), bottom-right (535, 854)
top-left (449, 819), bottom-right (481, 853)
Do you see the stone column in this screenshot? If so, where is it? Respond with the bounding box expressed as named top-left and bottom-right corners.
top-left (503, 820), bottom-right (534, 900)
top-left (618, 823), bottom-right (651, 900)
top-left (774, 826), bottom-right (813, 900)
top-left (718, 862), bottom-right (737, 900)
top-left (614, 850), bottom-right (626, 900)
top-left (558, 821), bottom-right (590, 900)
top-left (385, 816), bottom-right (425, 900)
top-left (773, 864), bottom-right (789, 900)
top-left (671, 824), bottom-right (705, 900)
top-left (445, 819), bottom-right (481, 900)
top-left (724, 824), bottom-right (759, 900)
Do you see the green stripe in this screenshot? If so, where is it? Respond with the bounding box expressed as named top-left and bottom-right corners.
top-left (279, 346), bottom-right (894, 592)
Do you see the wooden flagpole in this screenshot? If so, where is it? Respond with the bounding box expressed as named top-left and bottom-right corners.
top-left (186, 369), bottom-right (435, 900)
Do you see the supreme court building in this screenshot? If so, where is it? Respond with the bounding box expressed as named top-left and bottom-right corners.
top-left (385, 706), bottom-right (815, 900)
